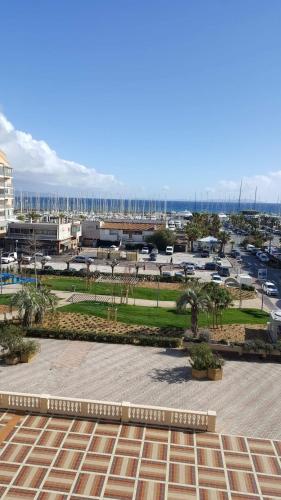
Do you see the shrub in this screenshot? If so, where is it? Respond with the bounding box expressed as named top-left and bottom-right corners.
top-left (209, 354), bottom-right (224, 369)
top-left (19, 339), bottom-right (40, 357)
top-left (198, 330), bottom-right (210, 343)
top-left (27, 328), bottom-right (183, 348)
top-left (189, 343), bottom-right (214, 370)
top-left (241, 284), bottom-right (255, 292)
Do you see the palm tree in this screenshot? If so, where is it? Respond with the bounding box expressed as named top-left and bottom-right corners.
top-left (34, 286), bottom-right (58, 324)
top-left (177, 284), bottom-right (209, 336)
top-left (10, 285), bottom-right (37, 327)
top-left (219, 231), bottom-right (230, 253)
top-left (186, 225), bottom-right (201, 252)
top-left (204, 283), bottom-right (232, 328)
top-left (11, 284), bottom-right (58, 327)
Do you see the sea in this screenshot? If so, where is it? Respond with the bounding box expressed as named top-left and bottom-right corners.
top-left (14, 196), bottom-right (281, 215)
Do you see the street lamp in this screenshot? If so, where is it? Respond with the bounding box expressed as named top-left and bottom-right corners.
top-left (15, 239), bottom-right (18, 256)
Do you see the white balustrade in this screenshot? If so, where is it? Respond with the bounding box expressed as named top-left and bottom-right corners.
top-left (0, 391), bottom-right (216, 431)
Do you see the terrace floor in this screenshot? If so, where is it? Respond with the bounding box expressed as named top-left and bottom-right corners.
top-left (1, 339), bottom-right (281, 440)
top-left (0, 411), bottom-right (281, 499)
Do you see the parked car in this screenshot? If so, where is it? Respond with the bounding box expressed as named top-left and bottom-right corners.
top-left (21, 255), bottom-right (32, 264)
top-left (175, 272), bottom-right (184, 278)
top-left (194, 263), bottom-right (205, 270)
top-left (218, 251), bottom-right (225, 258)
top-left (43, 265), bottom-right (54, 271)
top-left (110, 245), bottom-right (119, 251)
top-left (256, 251), bottom-right (264, 259)
top-left (71, 255), bottom-right (87, 264)
top-left (141, 247), bottom-right (149, 254)
top-left (165, 246), bottom-right (174, 255)
top-left (218, 266), bottom-right (230, 277)
top-left (181, 262), bottom-right (195, 269)
top-left (201, 251), bottom-right (210, 258)
top-left (262, 281), bottom-right (278, 296)
top-left (162, 271), bottom-right (173, 277)
top-left (230, 250), bottom-right (240, 258)
top-left (211, 275), bottom-right (223, 285)
top-left (183, 265), bottom-right (195, 275)
top-left (259, 253), bottom-right (270, 263)
top-left (1, 254), bottom-right (15, 264)
top-left (150, 253), bottom-right (157, 261)
top-left (205, 262), bottom-right (217, 271)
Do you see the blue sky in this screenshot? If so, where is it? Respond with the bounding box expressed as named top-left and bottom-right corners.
top-left (1, 0), bottom-right (281, 200)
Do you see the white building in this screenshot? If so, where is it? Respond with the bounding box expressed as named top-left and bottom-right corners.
top-left (0, 151), bottom-right (13, 234)
top-left (5, 221), bottom-right (80, 254)
top-left (82, 220), bottom-right (164, 246)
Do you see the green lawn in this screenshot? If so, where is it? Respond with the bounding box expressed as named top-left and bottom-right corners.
top-left (59, 301), bottom-right (269, 329)
top-left (42, 276), bottom-right (181, 301)
top-left (0, 294), bottom-right (13, 305)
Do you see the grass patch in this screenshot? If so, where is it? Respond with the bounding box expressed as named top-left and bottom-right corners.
top-left (0, 294), bottom-right (13, 305)
top-left (59, 302), bottom-right (269, 329)
top-left (42, 276), bottom-right (181, 301)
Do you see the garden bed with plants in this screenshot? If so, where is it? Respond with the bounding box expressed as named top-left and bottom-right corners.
top-left (28, 312), bottom-right (184, 348)
top-left (184, 334), bottom-right (281, 360)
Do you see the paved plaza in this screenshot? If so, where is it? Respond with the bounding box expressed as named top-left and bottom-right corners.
top-left (0, 411), bottom-right (281, 499)
top-left (1, 340), bottom-right (281, 440)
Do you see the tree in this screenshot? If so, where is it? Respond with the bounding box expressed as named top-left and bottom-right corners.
top-left (108, 258), bottom-right (119, 277)
top-left (186, 225), bottom-right (201, 252)
top-left (10, 285), bottom-right (38, 327)
top-left (177, 284), bottom-right (209, 336)
top-left (219, 231), bottom-right (230, 252)
top-left (204, 283), bottom-right (232, 327)
top-left (146, 229), bottom-right (176, 251)
top-left (34, 286), bottom-right (58, 324)
top-left (10, 284), bottom-right (57, 327)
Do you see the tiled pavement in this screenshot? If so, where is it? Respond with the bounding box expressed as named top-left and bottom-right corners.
top-left (2, 339), bottom-right (281, 440)
top-left (0, 412), bottom-right (281, 499)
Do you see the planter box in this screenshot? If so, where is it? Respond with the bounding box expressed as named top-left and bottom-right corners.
top-left (20, 353), bottom-right (36, 363)
top-left (5, 356), bottom-right (19, 365)
top-left (192, 368), bottom-right (207, 380)
top-left (208, 368), bottom-right (223, 381)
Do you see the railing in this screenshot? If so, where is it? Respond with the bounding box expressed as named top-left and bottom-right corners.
top-left (0, 391), bottom-right (216, 431)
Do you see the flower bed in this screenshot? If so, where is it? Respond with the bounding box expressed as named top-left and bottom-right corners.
top-left (28, 312), bottom-right (184, 348)
top-left (209, 324), bottom-right (267, 343)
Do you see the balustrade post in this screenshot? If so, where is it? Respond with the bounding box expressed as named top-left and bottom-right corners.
top-left (207, 410), bottom-right (216, 432)
top-left (121, 402), bottom-right (130, 422)
top-left (39, 395), bottom-right (49, 414)
top-left (0, 392), bottom-right (10, 409)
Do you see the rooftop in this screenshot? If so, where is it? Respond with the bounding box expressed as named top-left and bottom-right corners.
top-left (0, 410), bottom-right (280, 499)
top-left (101, 221), bottom-right (164, 231)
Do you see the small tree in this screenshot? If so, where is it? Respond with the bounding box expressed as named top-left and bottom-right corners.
top-left (204, 283), bottom-right (232, 328)
top-left (177, 284), bottom-right (209, 336)
top-left (108, 258), bottom-right (119, 277)
top-left (219, 231), bottom-right (230, 252)
top-left (146, 229), bottom-right (176, 251)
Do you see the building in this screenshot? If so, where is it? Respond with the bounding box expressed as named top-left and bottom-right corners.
top-left (0, 150), bottom-right (14, 234)
top-left (5, 221), bottom-right (80, 255)
top-left (82, 219), bottom-right (165, 247)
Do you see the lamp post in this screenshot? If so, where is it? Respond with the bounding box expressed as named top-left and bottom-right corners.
top-left (15, 239), bottom-right (18, 257)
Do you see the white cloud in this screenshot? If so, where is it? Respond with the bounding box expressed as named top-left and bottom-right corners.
top-left (0, 112), bottom-right (121, 194)
top-left (213, 171), bottom-right (281, 201)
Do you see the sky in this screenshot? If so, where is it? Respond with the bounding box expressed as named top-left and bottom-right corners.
top-left (1, 0), bottom-right (281, 201)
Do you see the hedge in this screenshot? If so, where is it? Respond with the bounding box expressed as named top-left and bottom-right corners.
top-left (28, 328), bottom-right (183, 348)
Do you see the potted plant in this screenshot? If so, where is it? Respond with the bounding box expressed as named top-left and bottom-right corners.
top-left (19, 340), bottom-right (40, 363)
top-left (0, 325), bottom-right (24, 366)
top-left (189, 343), bottom-right (213, 379)
top-left (208, 355), bottom-right (224, 380)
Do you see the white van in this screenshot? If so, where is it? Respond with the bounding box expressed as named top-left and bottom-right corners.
top-left (246, 244), bottom-right (255, 252)
top-left (166, 246), bottom-right (174, 255)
